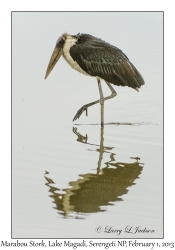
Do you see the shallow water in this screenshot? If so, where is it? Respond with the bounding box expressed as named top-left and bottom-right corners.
top-left (12, 12), bottom-right (163, 238)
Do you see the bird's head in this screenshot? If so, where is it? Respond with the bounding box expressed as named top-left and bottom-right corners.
top-left (45, 33), bottom-right (79, 79)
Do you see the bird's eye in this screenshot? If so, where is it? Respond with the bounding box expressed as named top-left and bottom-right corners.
top-left (75, 33), bottom-right (80, 39)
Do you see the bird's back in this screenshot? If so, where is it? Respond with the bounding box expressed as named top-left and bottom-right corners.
top-left (70, 34), bottom-right (144, 91)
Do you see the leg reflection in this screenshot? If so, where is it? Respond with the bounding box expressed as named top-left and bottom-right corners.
top-left (97, 126), bottom-right (104, 174)
top-left (73, 126), bottom-right (114, 173)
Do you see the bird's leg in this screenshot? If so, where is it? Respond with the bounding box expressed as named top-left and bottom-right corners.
top-left (72, 80), bottom-right (117, 122)
top-left (97, 78), bottom-right (104, 126)
top-left (104, 81), bottom-right (117, 100)
top-left (73, 99), bottom-right (100, 121)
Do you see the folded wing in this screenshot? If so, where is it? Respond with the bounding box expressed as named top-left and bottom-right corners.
top-left (70, 38), bottom-right (144, 90)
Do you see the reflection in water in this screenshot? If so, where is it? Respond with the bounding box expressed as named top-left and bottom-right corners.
top-left (44, 127), bottom-right (144, 218)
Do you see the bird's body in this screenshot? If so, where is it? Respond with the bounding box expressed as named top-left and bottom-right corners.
top-left (45, 33), bottom-right (145, 126)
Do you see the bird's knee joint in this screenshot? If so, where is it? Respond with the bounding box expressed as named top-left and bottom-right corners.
top-left (112, 92), bottom-right (117, 97)
top-left (100, 99), bottom-right (104, 105)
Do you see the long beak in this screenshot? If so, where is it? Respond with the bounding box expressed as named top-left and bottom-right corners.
top-left (45, 46), bottom-right (63, 79)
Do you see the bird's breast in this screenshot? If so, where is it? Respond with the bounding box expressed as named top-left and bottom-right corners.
top-left (63, 41), bottom-right (89, 76)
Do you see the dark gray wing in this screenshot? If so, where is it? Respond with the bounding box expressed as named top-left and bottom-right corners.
top-left (70, 39), bottom-right (144, 90)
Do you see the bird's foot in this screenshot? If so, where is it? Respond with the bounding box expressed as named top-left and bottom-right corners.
top-left (73, 105), bottom-right (88, 121)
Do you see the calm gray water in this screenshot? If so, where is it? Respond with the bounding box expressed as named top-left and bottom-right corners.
top-left (12, 12), bottom-right (163, 238)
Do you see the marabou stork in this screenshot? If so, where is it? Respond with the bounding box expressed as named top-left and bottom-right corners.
top-left (45, 33), bottom-right (144, 126)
